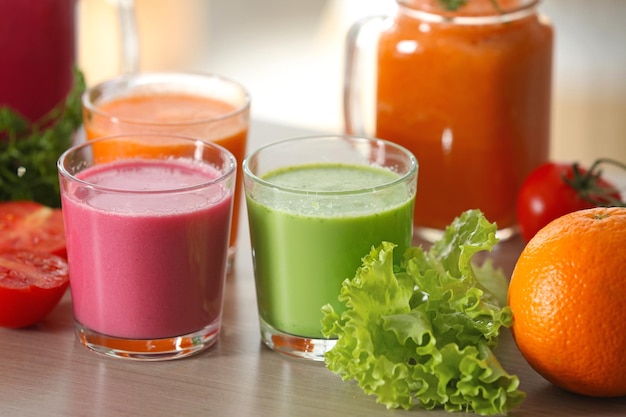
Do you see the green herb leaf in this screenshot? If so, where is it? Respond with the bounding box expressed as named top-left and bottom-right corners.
top-left (438, 0), bottom-right (502, 12)
top-left (0, 68), bottom-right (85, 208)
top-left (321, 209), bottom-right (524, 415)
top-left (439, 0), bottom-right (469, 11)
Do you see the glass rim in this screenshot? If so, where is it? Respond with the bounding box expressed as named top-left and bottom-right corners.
top-left (398, 0), bottom-right (539, 24)
top-left (81, 71), bottom-right (251, 127)
top-left (58, 134), bottom-right (237, 195)
top-left (242, 134), bottom-right (418, 196)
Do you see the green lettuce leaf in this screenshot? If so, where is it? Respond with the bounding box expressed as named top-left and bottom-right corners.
top-left (321, 209), bottom-right (524, 415)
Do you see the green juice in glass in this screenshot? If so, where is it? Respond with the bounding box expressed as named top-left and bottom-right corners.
top-left (247, 163), bottom-right (415, 338)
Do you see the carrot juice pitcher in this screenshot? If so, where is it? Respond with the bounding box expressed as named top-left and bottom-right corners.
top-left (344, 0), bottom-right (553, 241)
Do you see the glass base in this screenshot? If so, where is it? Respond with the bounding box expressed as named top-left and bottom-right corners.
top-left (259, 318), bottom-right (337, 361)
top-left (75, 320), bottom-right (220, 361)
top-left (414, 224), bottom-right (518, 244)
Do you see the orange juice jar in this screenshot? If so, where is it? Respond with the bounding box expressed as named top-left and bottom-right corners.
top-left (345, 0), bottom-right (553, 241)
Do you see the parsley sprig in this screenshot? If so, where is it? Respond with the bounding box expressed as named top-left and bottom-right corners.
top-left (0, 68), bottom-right (85, 208)
top-left (439, 0), bottom-right (501, 12)
top-left (439, 0), bottom-right (470, 10)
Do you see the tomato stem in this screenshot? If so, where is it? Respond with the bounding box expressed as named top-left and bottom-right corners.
top-left (587, 157), bottom-right (626, 174)
top-left (563, 158), bottom-right (626, 208)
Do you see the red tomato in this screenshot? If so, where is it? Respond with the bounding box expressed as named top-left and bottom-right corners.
top-left (0, 250), bottom-right (69, 328)
top-left (0, 201), bottom-right (66, 259)
top-left (516, 160), bottom-right (624, 242)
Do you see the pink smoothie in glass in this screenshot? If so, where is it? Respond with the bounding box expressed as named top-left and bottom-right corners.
top-left (0, 0), bottom-right (75, 122)
top-left (61, 158), bottom-right (233, 339)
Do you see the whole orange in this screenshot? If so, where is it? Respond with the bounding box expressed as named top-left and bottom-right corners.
top-left (508, 207), bottom-right (626, 397)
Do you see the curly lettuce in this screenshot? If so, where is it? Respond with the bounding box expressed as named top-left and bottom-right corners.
top-left (321, 209), bottom-right (524, 415)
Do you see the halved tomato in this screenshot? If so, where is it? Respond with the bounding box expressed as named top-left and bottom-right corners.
top-left (0, 201), bottom-right (66, 258)
top-left (0, 250), bottom-right (70, 328)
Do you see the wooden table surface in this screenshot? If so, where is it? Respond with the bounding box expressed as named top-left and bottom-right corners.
top-left (1, 121), bottom-right (625, 417)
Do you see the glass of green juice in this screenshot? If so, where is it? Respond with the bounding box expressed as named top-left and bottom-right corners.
top-left (243, 135), bottom-right (418, 360)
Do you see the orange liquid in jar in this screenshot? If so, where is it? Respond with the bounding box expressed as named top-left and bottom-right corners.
top-left (375, 1), bottom-right (553, 233)
top-left (84, 93), bottom-right (248, 249)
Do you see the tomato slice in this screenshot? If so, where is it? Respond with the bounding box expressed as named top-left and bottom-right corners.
top-left (0, 250), bottom-right (70, 328)
top-left (0, 201), bottom-right (66, 259)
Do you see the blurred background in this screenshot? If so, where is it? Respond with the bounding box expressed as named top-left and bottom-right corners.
top-left (78, 0), bottom-right (626, 173)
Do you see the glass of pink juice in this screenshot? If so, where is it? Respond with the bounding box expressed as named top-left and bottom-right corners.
top-left (0, 0), bottom-right (138, 122)
top-left (0, 0), bottom-right (75, 123)
top-left (58, 134), bottom-right (236, 360)
top-left (81, 72), bottom-right (250, 273)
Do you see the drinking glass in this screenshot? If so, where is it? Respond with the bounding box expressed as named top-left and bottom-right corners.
top-left (58, 133), bottom-right (236, 360)
top-left (82, 72), bottom-right (250, 272)
top-left (243, 135), bottom-right (418, 360)
top-left (0, 0), bottom-right (138, 123)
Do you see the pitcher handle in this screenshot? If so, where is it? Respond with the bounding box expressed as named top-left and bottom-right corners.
top-left (343, 15), bottom-right (389, 136)
top-left (116, 0), bottom-right (139, 73)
